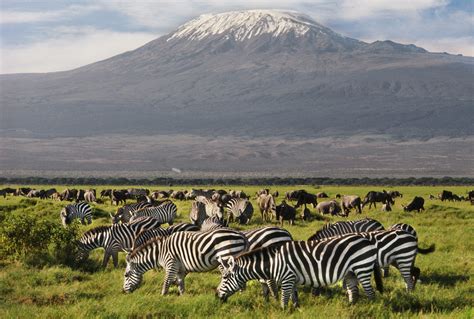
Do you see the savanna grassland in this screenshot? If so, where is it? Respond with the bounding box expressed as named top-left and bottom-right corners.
top-left (0, 185), bottom-right (473, 319)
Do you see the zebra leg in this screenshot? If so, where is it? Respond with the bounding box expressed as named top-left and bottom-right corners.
top-left (354, 269), bottom-right (376, 301)
top-left (396, 262), bottom-right (415, 292)
top-left (344, 273), bottom-right (360, 304)
top-left (176, 272), bottom-right (187, 295)
top-left (87, 216), bottom-right (92, 225)
top-left (261, 281), bottom-right (270, 301)
top-left (383, 266), bottom-right (390, 277)
top-left (291, 288), bottom-right (299, 308)
top-left (81, 218), bottom-right (86, 225)
top-left (112, 251), bottom-right (119, 268)
top-left (102, 251), bottom-right (111, 268)
top-left (280, 275), bottom-right (296, 309)
top-left (162, 262), bottom-right (178, 295)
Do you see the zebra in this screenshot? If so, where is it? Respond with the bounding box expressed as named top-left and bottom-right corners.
top-left (225, 198), bottom-right (254, 224)
top-left (123, 228), bottom-right (249, 294)
top-left (196, 196), bottom-right (223, 219)
top-left (133, 223), bottom-right (200, 250)
top-left (216, 234), bottom-right (383, 309)
top-left (308, 218), bottom-right (385, 241)
top-left (309, 229), bottom-right (435, 291)
top-left (60, 202), bottom-right (93, 227)
top-left (129, 201), bottom-right (177, 225)
top-left (111, 201), bottom-right (153, 224)
top-left (77, 217), bottom-right (162, 267)
top-left (189, 201), bottom-right (207, 226)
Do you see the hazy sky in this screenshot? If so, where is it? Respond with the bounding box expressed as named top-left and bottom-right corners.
top-left (1, 0), bottom-right (472, 74)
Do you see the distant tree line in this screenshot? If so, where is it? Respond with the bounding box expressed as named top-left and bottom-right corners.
top-left (0, 176), bottom-right (473, 186)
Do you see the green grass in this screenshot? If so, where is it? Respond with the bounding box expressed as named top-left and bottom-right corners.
top-left (0, 185), bottom-right (473, 318)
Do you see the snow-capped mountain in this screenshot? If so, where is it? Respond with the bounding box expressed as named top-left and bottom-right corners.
top-left (1, 9), bottom-right (473, 141)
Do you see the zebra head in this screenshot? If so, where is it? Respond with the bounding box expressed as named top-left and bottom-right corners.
top-left (123, 257), bottom-right (143, 293)
top-left (216, 256), bottom-right (245, 302)
top-left (60, 207), bottom-right (69, 228)
top-left (111, 207), bottom-right (123, 224)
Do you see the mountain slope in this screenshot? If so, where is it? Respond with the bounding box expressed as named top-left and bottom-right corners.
top-left (0, 9), bottom-right (473, 141)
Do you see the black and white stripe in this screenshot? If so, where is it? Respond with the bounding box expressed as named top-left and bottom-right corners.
top-left (225, 198), bottom-right (253, 224)
top-left (216, 234), bottom-right (382, 308)
top-left (77, 217), bottom-right (161, 267)
top-left (123, 228), bottom-right (249, 294)
top-left (189, 201), bottom-right (207, 225)
top-left (111, 201), bottom-right (153, 224)
top-left (200, 216), bottom-right (227, 232)
top-left (60, 202), bottom-right (93, 227)
top-left (388, 223), bottom-right (417, 237)
top-left (129, 201), bottom-right (177, 225)
top-left (196, 196), bottom-right (223, 219)
top-left (133, 223), bottom-right (200, 249)
top-left (308, 218), bottom-right (384, 241)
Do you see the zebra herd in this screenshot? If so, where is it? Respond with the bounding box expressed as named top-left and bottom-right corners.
top-left (61, 194), bottom-right (433, 309)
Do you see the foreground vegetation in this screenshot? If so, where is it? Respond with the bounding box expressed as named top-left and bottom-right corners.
top-left (1, 185), bottom-right (473, 318)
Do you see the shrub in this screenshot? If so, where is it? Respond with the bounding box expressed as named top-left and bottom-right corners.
top-left (0, 213), bottom-right (79, 267)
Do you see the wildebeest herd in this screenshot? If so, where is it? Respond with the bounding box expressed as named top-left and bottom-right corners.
top-left (2, 186), bottom-right (472, 308)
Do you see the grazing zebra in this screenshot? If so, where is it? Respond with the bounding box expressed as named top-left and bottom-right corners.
top-left (308, 218), bottom-right (385, 241)
top-left (216, 234), bottom-right (383, 308)
top-left (129, 201), bottom-right (177, 225)
top-left (77, 217), bottom-right (162, 267)
top-left (243, 227), bottom-right (292, 251)
top-left (123, 229), bottom-right (249, 294)
top-left (133, 223), bottom-right (200, 249)
top-left (111, 201), bottom-right (153, 224)
top-left (225, 198), bottom-right (254, 224)
top-left (60, 202), bottom-right (93, 227)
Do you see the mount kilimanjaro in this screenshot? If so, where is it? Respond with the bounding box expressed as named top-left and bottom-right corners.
top-left (1, 10), bottom-right (473, 176)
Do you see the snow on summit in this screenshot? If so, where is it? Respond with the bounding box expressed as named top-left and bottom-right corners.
top-left (167, 10), bottom-right (332, 42)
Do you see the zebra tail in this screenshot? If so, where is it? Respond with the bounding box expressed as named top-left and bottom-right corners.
top-left (374, 263), bottom-right (384, 294)
top-left (418, 244), bottom-right (435, 254)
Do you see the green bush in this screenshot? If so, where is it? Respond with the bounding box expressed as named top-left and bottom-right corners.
top-left (0, 213), bottom-right (79, 267)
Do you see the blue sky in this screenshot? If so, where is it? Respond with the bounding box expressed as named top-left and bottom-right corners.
top-left (1, 0), bottom-right (472, 73)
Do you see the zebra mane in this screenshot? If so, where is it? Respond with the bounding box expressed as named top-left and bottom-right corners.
top-left (235, 242), bottom-right (283, 260)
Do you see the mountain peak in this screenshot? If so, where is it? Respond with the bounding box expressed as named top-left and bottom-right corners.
top-left (167, 9), bottom-right (335, 42)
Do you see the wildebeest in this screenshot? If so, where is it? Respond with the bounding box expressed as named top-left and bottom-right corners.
top-left (111, 190), bottom-right (127, 205)
top-left (151, 190), bottom-right (170, 200)
top-left (257, 194), bottom-right (276, 222)
top-left (316, 200), bottom-right (342, 216)
top-left (228, 190), bottom-right (247, 199)
top-left (285, 189), bottom-right (305, 201)
top-left (26, 189), bottom-right (42, 198)
top-left (1, 187), bottom-right (16, 197)
top-left (76, 189), bottom-right (85, 202)
top-left (127, 188), bottom-right (149, 199)
top-left (439, 190), bottom-right (454, 201)
top-left (15, 187), bottom-right (32, 196)
top-left (170, 190), bottom-right (186, 201)
top-left (316, 192), bottom-right (329, 198)
top-left (468, 190), bottom-right (474, 201)
top-left (272, 191), bottom-right (279, 198)
top-left (340, 195), bottom-right (362, 215)
top-left (187, 189), bottom-right (214, 200)
top-left (100, 189), bottom-right (112, 198)
top-left (388, 190), bottom-right (403, 198)
top-left (44, 188), bottom-right (57, 199)
top-left (275, 200), bottom-right (296, 226)
top-left (294, 191), bottom-right (317, 209)
top-left (60, 188), bottom-right (78, 201)
top-left (362, 190), bottom-right (394, 209)
top-left (403, 197), bottom-right (425, 212)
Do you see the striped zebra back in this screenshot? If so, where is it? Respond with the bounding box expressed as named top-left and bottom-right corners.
top-left (242, 226), bottom-right (292, 250)
top-left (129, 201), bottom-right (177, 225)
top-left (110, 217), bottom-right (162, 251)
top-left (77, 225), bottom-right (111, 253)
top-left (308, 218), bottom-right (384, 241)
top-left (133, 223), bottom-right (200, 250)
top-left (113, 201), bottom-right (153, 224)
top-left (388, 223), bottom-right (417, 237)
top-left (60, 202), bottom-right (92, 227)
top-left (201, 216), bottom-right (227, 232)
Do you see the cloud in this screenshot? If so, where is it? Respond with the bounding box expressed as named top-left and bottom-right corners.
top-left (0, 5), bottom-right (100, 24)
top-left (0, 28), bottom-right (157, 74)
